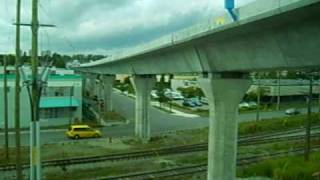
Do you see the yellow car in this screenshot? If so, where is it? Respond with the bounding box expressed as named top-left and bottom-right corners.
top-left (65, 125), bottom-right (102, 139)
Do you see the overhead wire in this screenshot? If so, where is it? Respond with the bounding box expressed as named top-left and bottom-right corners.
top-left (39, 1), bottom-right (51, 65)
top-left (20, 0), bottom-right (32, 56)
top-left (39, 0), bottom-right (78, 54)
top-left (4, 0), bottom-right (12, 22)
top-left (205, 0), bottom-right (214, 21)
top-left (3, 0), bottom-right (14, 55)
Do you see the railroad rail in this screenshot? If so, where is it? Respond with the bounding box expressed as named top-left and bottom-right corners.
top-left (0, 130), bottom-right (319, 172)
top-left (240, 125), bottom-right (320, 141)
top-left (99, 145), bottom-right (320, 180)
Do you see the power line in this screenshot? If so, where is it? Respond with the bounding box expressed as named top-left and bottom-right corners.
top-left (39, 0), bottom-right (78, 53)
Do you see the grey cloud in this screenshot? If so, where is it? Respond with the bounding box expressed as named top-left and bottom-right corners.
top-left (1, 0), bottom-right (255, 55)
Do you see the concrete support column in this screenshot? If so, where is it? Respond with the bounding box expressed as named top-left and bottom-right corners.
top-left (81, 73), bottom-right (87, 96)
top-left (101, 75), bottom-right (115, 112)
top-left (131, 75), bottom-right (156, 142)
top-left (198, 73), bottom-right (250, 180)
top-left (87, 74), bottom-right (97, 97)
top-left (97, 78), bottom-right (103, 119)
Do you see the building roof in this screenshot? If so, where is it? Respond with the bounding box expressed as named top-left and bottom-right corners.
top-left (0, 74), bottom-right (82, 80)
top-left (40, 97), bottom-right (80, 108)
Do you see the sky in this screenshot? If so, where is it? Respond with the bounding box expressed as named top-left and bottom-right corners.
top-left (0, 0), bottom-right (254, 55)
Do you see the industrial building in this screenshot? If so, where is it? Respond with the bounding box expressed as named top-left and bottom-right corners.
top-left (0, 67), bottom-right (83, 128)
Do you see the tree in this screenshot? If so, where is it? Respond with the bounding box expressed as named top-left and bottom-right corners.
top-left (122, 76), bottom-right (135, 94)
top-left (52, 53), bottom-right (63, 67)
top-left (157, 75), bottom-right (169, 108)
top-left (177, 86), bottom-right (204, 99)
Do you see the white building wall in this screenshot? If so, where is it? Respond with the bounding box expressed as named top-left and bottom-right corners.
top-left (0, 75), bottom-right (83, 128)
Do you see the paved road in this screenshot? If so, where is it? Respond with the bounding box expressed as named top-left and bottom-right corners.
top-left (1, 92), bottom-right (318, 147)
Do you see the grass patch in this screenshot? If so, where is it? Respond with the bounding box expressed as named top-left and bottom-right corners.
top-left (0, 139), bottom-right (133, 166)
top-left (0, 147), bottom-right (29, 165)
top-left (102, 111), bottom-right (126, 122)
top-left (175, 152), bottom-right (207, 165)
top-left (45, 160), bottom-right (161, 180)
top-left (238, 138), bottom-right (320, 156)
top-left (122, 113), bottom-right (320, 150)
top-left (239, 113), bottom-right (320, 135)
top-left (237, 151), bottom-right (320, 180)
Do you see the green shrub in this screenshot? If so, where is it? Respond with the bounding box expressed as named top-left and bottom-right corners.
top-left (103, 111), bottom-right (126, 122)
top-left (242, 123), bottom-right (262, 134)
top-left (239, 113), bottom-right (320, 135)
top-left (237, 152), bottom-right (320, 180)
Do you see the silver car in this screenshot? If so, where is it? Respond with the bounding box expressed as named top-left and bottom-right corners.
top-left (285, 108), bottom-right (300, 115)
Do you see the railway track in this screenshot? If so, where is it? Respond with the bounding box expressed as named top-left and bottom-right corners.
top-left (240, 125), bottom-right (320, 141)
top-left (0, 127), bottom-right (319, 172)
top-left (99, 145), bottom-right (320, 180)
top-left (239, 132), bottom-right (320, 146)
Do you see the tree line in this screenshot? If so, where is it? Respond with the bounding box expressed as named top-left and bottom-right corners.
top-left (0, 53), bottom-right (107, 68)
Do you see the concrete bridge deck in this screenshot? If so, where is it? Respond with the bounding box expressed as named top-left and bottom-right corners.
top-left (74, 0), bottom-right (320, 179)
top-left (77, 0), bottom-right (320, 74)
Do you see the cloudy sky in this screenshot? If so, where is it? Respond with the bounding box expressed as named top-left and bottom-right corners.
top-left (1, 0), bottom-right (254, 55)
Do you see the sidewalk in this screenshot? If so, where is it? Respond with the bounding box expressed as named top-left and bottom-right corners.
top-left (0, 128), bottom-right (66, 135)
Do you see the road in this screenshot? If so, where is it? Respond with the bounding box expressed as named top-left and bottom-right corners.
top-left (0, 92), bottom-right (318, 147)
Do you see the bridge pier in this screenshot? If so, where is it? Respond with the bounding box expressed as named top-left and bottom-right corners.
top-left (198, 73), bottom-right (250, 180)
top-left (87, 74), bottom-right (97, 98)
top-left (100, 75), bottom-right (115, 112)
top-left (131, 75), bottom-right (156, 142)
top-left (83, 73), bottom-right (90, 95)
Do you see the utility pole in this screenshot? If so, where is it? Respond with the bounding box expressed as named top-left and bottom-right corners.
top-left (15, 0), bottom-right (23, 178)
top-left (69, 86), bottom-right (73, 125)
top-left (318, 89), bottom-right (320, 113)
top-left (276, 71), bottom-right (281, 111)
top-left (98, 79), bottom-right (102, 123)
top-left (30, 0), bottom-right (41, 179)
top-left (256, 73), bottom-right (261, 122)
top-left (305, 75), bottom-right (313, 161)
top-left (3, 55), bottom-right (9, 161)
top-left (13, 1), bottom-right (54, 179)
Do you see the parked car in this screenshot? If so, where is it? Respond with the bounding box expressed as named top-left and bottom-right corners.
top-left (285, 108), bottom-right (300, 115)
top-left (200, 98), bottom-right (209, 105)
top-left (248, 101), bottom-right (258, 108)
top-left (165, 91), bottom-right (184, 100)
top-left (239, 101), bottom-right (257, 109)
top-left (190, 98), bottom-right (202, 106)
top-left (65, 125), bottom-right (102, 139)
top-left (183, 99), bottom-right (196, 107)
top-left (150, 91), bottom-right (159, 99)
top-left (164, 88), bottom-right (171, 94)
top-left (239, 102), bottom-right (250, 109)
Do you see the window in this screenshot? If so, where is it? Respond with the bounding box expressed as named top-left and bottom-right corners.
top-left (40, 107), bottom-right (74, 119)
top-left (74, 128), bottom-right (90, 131)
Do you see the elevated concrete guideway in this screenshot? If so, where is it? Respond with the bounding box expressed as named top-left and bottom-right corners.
top-left (77, 0), bottom-right (320, 74)
top-left (75, 0), bottom-right (320, 179)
